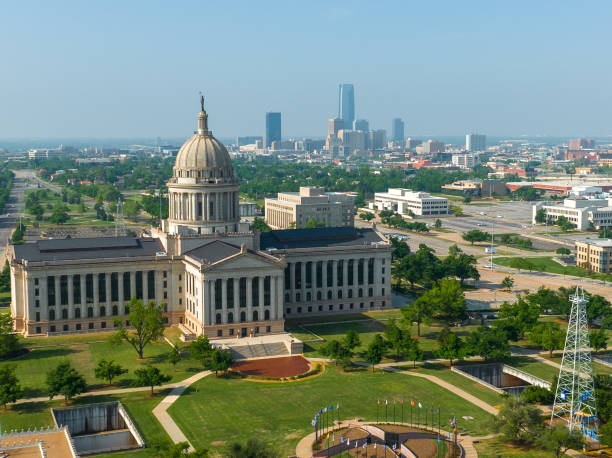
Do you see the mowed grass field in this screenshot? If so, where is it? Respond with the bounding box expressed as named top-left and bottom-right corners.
top-left (1, 332), bottom-right (200, 398)
top-left (168, 365), bottom-right (496, 456)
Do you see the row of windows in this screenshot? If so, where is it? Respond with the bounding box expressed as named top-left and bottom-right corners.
top-left (43, 303), bottom-right (169, 321)
top-left (287, 287), bottom-right (381, 303)
top-left (213, 277), bottom-right (272, 309)
top-left (214, 309), bottom-right (271, 324)
top-left (46, 271), bottom-right (159, 307)
top-left (40, 316), bottom-right (170, 335)
top-left (284, 259), bottom-right (378, 290)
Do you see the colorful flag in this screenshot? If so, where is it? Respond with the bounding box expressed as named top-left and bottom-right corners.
top-left (418, 402), bottom-right (422, 408)
top-left (377, 399), bottom-right (381, 405)
top-left (411, 400), bottom-right (414, 406)
top-left (340, 437), bottom-right (345, 444)
top-left (394, 399), bottom-right (397, 405)
top-left (329, 404), bottom-right (334, 410)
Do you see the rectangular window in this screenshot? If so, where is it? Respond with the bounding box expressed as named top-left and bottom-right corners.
top-left (35, 288), bottom-right (39, 296)
top-left (358, 259), bottom-right (364, 285)
top-left (148, 271), bottom-right (155, 299)
top-left (98, 273), bottom-right (106, 303)
top-left (239, 277), bottom-right (247, 308)
top-left (284, 265), bottom-right (290, 290)
top-left (252, 278), bottom-right (259, 307)
top-left (35, 312), bottom-right (40, 322)
top-left (348, 260), bottom-right (354, 286)
top-left (337, 260), bottom-right (344, 287)
top-left (111, 273), bottom-right (119, 302)
top-left (60, 275), bottom-right (68, 305)
top-left (86, 274), bottom-right (94, 303)
top-left (135, 271), bottom-right (143, 299)
top-left (123, 272), bottom-right (131, 301)
top-left (73, 274), bottom-right (81, 304)
top-left (215, 279), bottom-right (222, 309)
top-left (35, 299), bottom-right (40, 308)
top-left (47, 276), bottom-right (56, 307)
top-left (305, 262), bottom-right (312, 289)
top-left (264, 276), bottom-right (271, 306)
top-left (295, 262), bottom-right (302, 289)
top-left (316, 261), bottom-right (323, 288)
top-left (327, 262), bottom-right (333, 287)
top-left (227, 279), bottom-right (234, 308)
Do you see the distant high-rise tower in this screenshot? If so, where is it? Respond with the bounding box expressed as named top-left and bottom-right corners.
top-left (265, 112), bottom-right (281, 147)
top-left (338, 84), bottom-right (355, 129)
top-left (466, 133), bottom-right (486, 152)
top-left (353, 119), bottom-right (369, 132)
top-left (328, 118), bottom-right (344, 136)
top-left (392, 118), bottom-right (405, 143)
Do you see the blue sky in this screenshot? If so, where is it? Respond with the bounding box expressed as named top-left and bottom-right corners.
top-left (1, 1), bottom-right (611, 139)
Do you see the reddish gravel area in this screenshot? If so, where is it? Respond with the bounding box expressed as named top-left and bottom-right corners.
top-left (232, 355), bottom-right (311, 377)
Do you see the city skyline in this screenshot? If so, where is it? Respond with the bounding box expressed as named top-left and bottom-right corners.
top-left (2, 1), bottom-right (612, 139)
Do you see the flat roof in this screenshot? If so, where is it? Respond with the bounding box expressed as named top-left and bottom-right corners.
top-left (260, 227), bottom-right (386, 250)
top-left (13, 237), bottom-right (164, 262)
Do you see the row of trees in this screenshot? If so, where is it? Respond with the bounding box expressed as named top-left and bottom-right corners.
top-left (392, 243), bottom-right (479, 291)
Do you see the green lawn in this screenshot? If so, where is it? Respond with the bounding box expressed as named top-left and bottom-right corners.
top-left (504, 356), bottom-right (559, 382)
top-left (474, 436), bottom-right (570, 457)
top-left (168, 365), bottom-right (495, 456)
top-left (1, 337), bottom-right (200, 398)
top-left (494, 256), bottom-right (612, 282)
top-left (407, 363), bottom-right (503, 407)
top-left (1, 390), bottom-right (170, 458)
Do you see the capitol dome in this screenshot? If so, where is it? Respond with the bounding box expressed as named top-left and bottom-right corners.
top-left (172, 97), bottom-right (235, 182)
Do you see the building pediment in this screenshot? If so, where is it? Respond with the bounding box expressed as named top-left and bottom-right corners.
top-left (203, 251), bottom-right (283, 273)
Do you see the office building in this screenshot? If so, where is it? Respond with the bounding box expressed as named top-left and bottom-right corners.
top-left (392, 118), bottom-right (405, 143)
top-left (452, 153), bottom-right (478, 168)
top-left (353, 119), bottom-right (369, 132)
top-left (328, 118), bottom-right (344, 136)
top-left (265, 186), bottom-right (355, 229)
top-left (465, 133), bottom-right (486, 152)
top-left (532, 197), bottom-right (612, 231)
top-left (338, 129), bottom-right (366, 154)
top-left (236, 136), bottom-right (263, 147)
top-left (576, 239), bottom-right (612, 273)
top-left (338, 84), bottom-right (355, 128)
top-left (372, 189), bottom-right (448, 216)
top-left (265, 112), bottom-right (281, 147)
top-left (569, 138), bottom-right (596, 150)
top-left (10, 102), bottom-right (391, 338)
top-left (368, 130), bottom-right (387, 149)
top-left (424, 139), bottom-right (445, 154)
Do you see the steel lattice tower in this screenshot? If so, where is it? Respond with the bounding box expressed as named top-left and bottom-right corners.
top-left (115, 198), bottom-right (127, 237)
top-left (551, 287), bottom-right (598, 439)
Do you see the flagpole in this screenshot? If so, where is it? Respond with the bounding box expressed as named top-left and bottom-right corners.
top-left (425, 407), bottom-right (428, 431)
top-left (385, 400), bottom-right (388, 423)
top-left (377, 400), bottom-right (379, 424)
top-left (393, 401), bottom-right (396, 424)
top-left (410, 403), bottom-right (412, 427)
top-left (401, 400), bottom-right (404, 424)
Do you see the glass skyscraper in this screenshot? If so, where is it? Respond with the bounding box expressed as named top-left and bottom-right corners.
top-left (338, 84), bottom-right (355, 129)
top-left (392, 118), bottom-right (405, 143)
top-left (265, 112), bottom-right (281, 147)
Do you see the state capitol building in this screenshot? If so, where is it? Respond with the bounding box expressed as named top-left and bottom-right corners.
top-left (9, 101), bottom-right (392, 338)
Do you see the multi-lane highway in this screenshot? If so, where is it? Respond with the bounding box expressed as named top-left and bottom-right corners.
top-left (0, 170), bottom-right (28, 261)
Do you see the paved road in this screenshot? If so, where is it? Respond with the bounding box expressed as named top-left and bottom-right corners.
top-left (0, 170), bottom-right (28, 261)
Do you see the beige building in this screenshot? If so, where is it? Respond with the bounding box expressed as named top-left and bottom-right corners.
top-left (576, 239), bottom-right (612, 273)
top-left (264, 186), bottom-right (355, 229)
top-left (10, 100), bottom-right (391, 339)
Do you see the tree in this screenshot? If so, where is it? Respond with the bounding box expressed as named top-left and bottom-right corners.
top-left (0, 365), bottom-right (22, 409)
top-left (320, 339), bottom-right (351, 366)
top-left (48, 202), bottom-right (70, 224)
top-left (444, 246), bottom-right (480, 285)
top-left (497, 297), bottom-right (540, 339)
top-left (364, 335), bottom-right (385, 371)
top-left (251, 217), bottom-right (271, 232)
top-left (537, 424), bottom-right (585, 458)
top-left (462, 229), bottom-right (489, 245)
top-left (225, 438), bottom-right (279, 458)
top-left (526, 287), bottom-right (568, 315)
top-left (586, 294), bottom-right (612, 322)
top-left (452, 206), bottom-right (463, 216)
top-left (26, 203), bottom-right (44, 220)
top-left (501, 276), bottom-right (514, 292)
top-left (94, 359), bottom-right (127, 385)
top-left (555, 215), bottom-right (574, 232)
top-left (401, 297), bottom-right (434, 337)
top-left (168, 343), bottom-right (182, 370)
top-left (422, 278), bottom-right (468, 325)
top-left (434, 218), bottom-right (442, 229)
top-left (207, 348), bottom-right (234, 376)
top-left (528, 322), bottom-right (565, 358)
top-left (343, 329), bottom-right (361, 351)
top-left (590, 328), bottom-right (608, 353)
top-left (156, 441), bottom-right (209, 458)
top-left (111, 298), bottom-right (165, 359)
top-left (0, 260), bottom-right (10, 293)
top-left (123, 200), bottom-right (142, 220)
top-left (521, 385), bottom-right (554, 405)
top-left (535, 208), bottom-right (546, 224)
top-left (134, 366), bottom-right (171, 395)
top-left (384, 319), bottom-right (412, 360)
top-left (389, 237), bottom-right (410, 261)
top-left (435, 328), bottom-right (464, 367)
top-left (406, 339), bottom-right (423, 368)
top-left (555, 247), bottom-right (571, 255)
top-left (190, 335), bottom-right (212, 368)
top-left (599, 421), bottom-right (612, 447)
top-left (359, 212), bottom-right (375, 221)
top-left (304, 218), bottom-right (325, 228)
top-left (46, 361), bottom-right (87, 402)
top-left (0, 314), bottom-right (22, 359)
top-left (493, 396), bottom-right (543, 444)
top-left (466, 326), bottom-right (510, 361)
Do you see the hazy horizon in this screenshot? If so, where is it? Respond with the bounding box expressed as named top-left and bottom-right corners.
top-left (2, 1), bottom-right (612, 139)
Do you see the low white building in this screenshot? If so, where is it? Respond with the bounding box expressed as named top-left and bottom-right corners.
top-left (372, 188), bottom-right (448, 217)
top-left (452, 153), bottom-right (479, 169)
top-left (532, 197), bottom-right (612, 230)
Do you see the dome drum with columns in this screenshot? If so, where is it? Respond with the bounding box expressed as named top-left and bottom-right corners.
top-left (167, 97), bottom-right (241, 235)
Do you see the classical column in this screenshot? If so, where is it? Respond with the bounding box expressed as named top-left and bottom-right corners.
top-left (300, 263), bottom-right (306, 301)
top-left (40, 275), bottom-right (48, 321)
top-left (202, 280), bottom-right (209, 325)
top-left (68, 274), bottom-right (74, 318)
top-left (352, 259), bottom-right (359, 290)
top-left (342, 259), bottom-right (348, 293)
top-left (130, 272), bottom-right (136, 300)
top-left (80, 275), bottom-right (85, 318)
top-left (332, 260), bottom-right (338, 297)
top-left (118, 273), bottom-right (124, 305)
top-left (143, 271), bottom-right (149, 303)
top-left (216, 192), bottom-right (220, 221)
top-left (275, 274), bottom-right (283, 320)
top-left (365, 258), bottom-right (370, 286)
top-left (210, 279), bottom-right (216, 323)
top-left (233, 278), bottom-right (239, 312)
top-left (221, 278), bottom-right (228, 323)
top-left (106, 274), bottom-right (112, 305)
top-left (311, 261), bottom-right (316, 291)
top-left (246, 276), bottom-right (253, 321)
